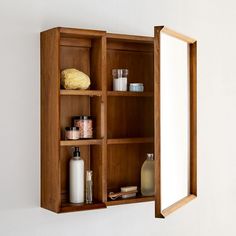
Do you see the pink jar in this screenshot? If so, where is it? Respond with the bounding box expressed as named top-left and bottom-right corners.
top-left (65, 127), bottom-right (80, 140)
top-left (72, 116), bottom-right (93, 139)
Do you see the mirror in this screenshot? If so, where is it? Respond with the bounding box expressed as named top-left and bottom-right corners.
top-left (160, 32), bottom-right (190, 210)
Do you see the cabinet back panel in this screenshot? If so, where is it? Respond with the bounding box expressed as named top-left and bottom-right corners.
top-left (107, 97), bottom-right (154, 138)
top-left (107, 143), bottom-right (154, 193)
top-left (60, 37), bottom-right (92, 48)
top-left (60, 96), bottom-right (101, 139)
top-left (60, 38), bottom-right (102, 90)
top-left (90, 97), bottom-right (102, 139)
top-left (107, 41), bottom-right (154, 52)
top-left (61, 46), bottom-right (90, 75)
top-left (60, 96), bottom-right (90, 139)
top-left (90, 145), bottom-right (103, 201)
top-left (107, 41), bottom-right (154, 92)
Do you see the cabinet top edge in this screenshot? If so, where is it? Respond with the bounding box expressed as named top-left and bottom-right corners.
top-left (41, 27), bottom-right (106, 37)
top-left (106, 33), bottom-right (154, 43)
top-left (60, 27), bottom-right (106, 37)
top-left (40, 27), bottom-right (154, 42)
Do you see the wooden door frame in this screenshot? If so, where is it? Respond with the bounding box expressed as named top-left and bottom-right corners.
top-left (154, 26), bottom-right (197, 218)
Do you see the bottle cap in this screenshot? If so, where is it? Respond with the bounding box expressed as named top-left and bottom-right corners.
top-left (86, 170), bottom-right (93, 181)
top-left (73, 147), bottom-right (80, 157)
top-left (147, 153), bottom-right (154, 160)
top-left (65, 127), bottom-right (79, 131)
top-left (72, 116), bottom-right (92, 120)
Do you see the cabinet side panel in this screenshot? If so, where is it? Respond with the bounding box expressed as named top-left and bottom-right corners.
top-left (154, 27), bottom-right (163, 218)
top-left (41, 29), bottom-right (60, 212)
top-left (190, 42), bottom-right (197, 196)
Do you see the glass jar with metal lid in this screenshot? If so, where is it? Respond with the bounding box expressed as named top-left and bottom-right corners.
top-left (65, 127), bottom-right (80, 140)
top-left (129, 83), bottom-right (144, 92)
top-left (72, 116), bottom-right (93, 139)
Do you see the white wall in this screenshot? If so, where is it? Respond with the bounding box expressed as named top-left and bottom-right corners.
top-left (0, 0), bottom-right (236, 235)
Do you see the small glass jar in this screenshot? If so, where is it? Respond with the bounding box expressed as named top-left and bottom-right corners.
top-left (129, 83), bottom-right (144, 92)
top-left (112, 69), bottom-right (128, 91)
top-left (65, 127), bottom-right (80, 140)
top-left (72, 116), bottom-right (93, 139)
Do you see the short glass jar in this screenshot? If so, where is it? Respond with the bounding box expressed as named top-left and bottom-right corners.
top-left (129, 83), bottom-right (144, 92)
top-left (112, 69), bottom-right (128, 91)
top-left (72, 116), bottom-right (93, 139)
top-left (65, 127), bottom-right (80, 140)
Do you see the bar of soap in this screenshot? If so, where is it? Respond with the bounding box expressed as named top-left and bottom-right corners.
top-left (120, 186), bottom-right (137, 199)
top-left (61, 68), bottom-right (91, 90)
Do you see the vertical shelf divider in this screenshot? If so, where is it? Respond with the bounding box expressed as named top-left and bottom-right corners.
top-left (101, 35), bottom-right (108, 202)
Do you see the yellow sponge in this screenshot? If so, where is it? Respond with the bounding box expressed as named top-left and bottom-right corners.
top-left (61, 68), bottom-right (91, 90)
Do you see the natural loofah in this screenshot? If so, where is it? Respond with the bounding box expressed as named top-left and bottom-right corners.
top-left (61, 68), bottom-right (91, 90)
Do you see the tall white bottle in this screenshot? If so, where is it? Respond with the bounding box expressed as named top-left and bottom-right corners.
top-left (70, 147), bottom-right (84, 203)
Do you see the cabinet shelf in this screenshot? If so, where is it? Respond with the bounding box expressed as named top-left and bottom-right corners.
top-left (107, 137), bottom-right (153, 145)
top-left (60, 201), bottom-right (106, 213)
top-left (107, 91), bottom-right (153, 97)
top-left (60, 139), bottom-right (103, 146)
top-left (60, 90), bottom-right (102, 96)
top-left (106, 195), bottom-right (154, 206)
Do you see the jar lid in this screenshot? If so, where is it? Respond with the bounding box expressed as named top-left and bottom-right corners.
top-left (129, 83), bottom-right (144, 86)
top-left (112, 69), bottom-right (128, 77)
top-left (72, 116), bottom-right (92, 120)
top-left (65, 127), bottom-right (79, 131)
top-left (112, 69), bottom-right (128, 72)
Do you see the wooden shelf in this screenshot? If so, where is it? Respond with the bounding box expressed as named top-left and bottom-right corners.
top-left (106, 195), bottom-right (154, 206)
top-left (107, 91), bottom-right (153, 97)
top-left (107, 137), bottom-right (154, 145)
top-left (60, 90), bottom-right (102, 96)
top-left (60, 201), bottom-right (106, 213)
top-left (60, 139), bottom-right (103, 146)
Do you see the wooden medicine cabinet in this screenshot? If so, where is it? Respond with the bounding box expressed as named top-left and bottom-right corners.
top-left (41, 26), bottom-right (197, 218)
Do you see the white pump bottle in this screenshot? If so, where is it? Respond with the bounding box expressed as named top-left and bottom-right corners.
top-left (69, 147), bottom-right (84, 203)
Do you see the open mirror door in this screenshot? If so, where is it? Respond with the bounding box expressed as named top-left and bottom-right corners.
top-left (154, 26), bottom-right (197, 218)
